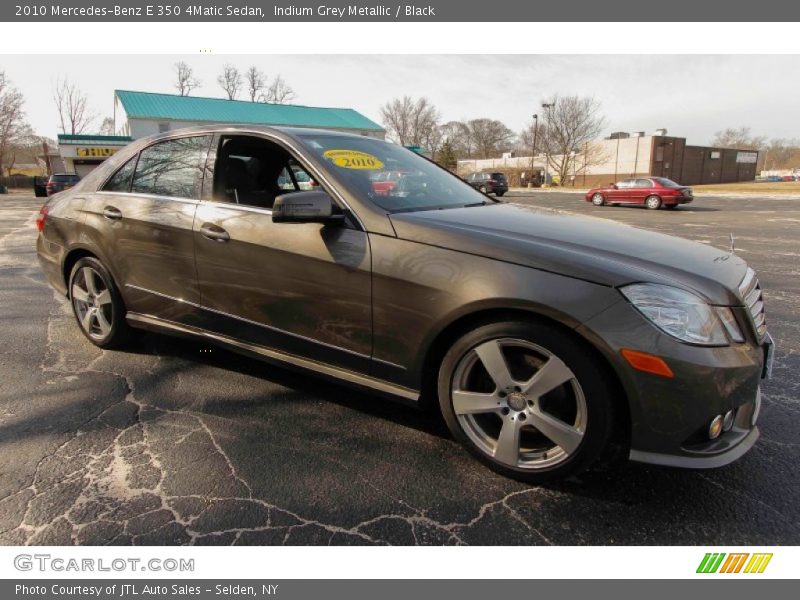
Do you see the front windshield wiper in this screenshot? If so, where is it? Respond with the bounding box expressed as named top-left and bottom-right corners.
top-left (463, 201), bottom-right (488, 208)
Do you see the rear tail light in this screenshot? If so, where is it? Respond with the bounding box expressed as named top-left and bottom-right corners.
top-left (36, 206), bottom-right (48, 232)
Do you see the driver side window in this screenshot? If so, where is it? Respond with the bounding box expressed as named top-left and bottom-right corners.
top-left (209, 136), bottom-right (316, 209)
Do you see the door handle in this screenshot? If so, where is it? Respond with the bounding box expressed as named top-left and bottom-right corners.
top-left (103, 206), bottom-right (123, 220)
top-left (200, 223), bottom-right (230, 242)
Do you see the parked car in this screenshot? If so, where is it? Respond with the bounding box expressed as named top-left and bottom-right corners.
top-left (466, 171), bottom-right (508, 196)
top-left (586, 177), bottom-right (693, 209)
top-left (46, 173), bottom-right (81, 196)
top-left (36, 126), bottom-right (772, 483)
top-left (371, 170), bottom-right (409, 196)
top-left (33, 175), bottom-right (49, 198)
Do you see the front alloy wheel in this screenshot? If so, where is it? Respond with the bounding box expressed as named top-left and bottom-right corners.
top-left (591, 193), bottom-right (605, 206)
top-left (438, 321), bottom-right (615, 482)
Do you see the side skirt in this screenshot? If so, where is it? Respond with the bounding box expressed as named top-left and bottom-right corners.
top-left (125, 312), bottom-right (421, 405)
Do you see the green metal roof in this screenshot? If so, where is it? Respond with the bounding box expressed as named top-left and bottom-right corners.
top-left (57, 134), bottom-right (133, 145)
top-left (115, 90), bottom-right (384, 132)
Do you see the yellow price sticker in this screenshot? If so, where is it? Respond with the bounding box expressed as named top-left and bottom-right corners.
top-left (323, 149), bottom-right (384, 170)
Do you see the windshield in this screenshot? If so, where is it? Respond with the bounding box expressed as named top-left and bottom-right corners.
top-left (298, 133), bottom-right (491, 212)
top-left (654, 177), bottom-right (682, 188)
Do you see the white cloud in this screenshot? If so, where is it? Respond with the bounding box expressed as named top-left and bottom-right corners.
top-left (1, 54), bottom-right (797, 144)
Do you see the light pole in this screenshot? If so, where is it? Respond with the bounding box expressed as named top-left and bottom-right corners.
top-left (541, 102), bottom-right (554, 186)
top-left (529, 114), bottom-right (538, 187)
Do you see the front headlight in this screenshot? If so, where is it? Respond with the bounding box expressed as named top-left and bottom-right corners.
top-left (620, 284), bottom-right (743, 346)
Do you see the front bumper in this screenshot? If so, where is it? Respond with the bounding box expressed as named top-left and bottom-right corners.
top-left (579, 300), bottom-right (769, 469)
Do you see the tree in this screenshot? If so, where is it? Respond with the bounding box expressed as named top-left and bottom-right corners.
top-left (53, 77), bottom-right (94, 135)
top-left (98, 116), bottom-right (115, 135)
top-left (263, 75), bottom-right (296, 104)
top-left (464, 118), bottom-right (514, 159)
top-left (245, 66), bottom-right (265, 102)
top-left (379, 96), bottom-right (439, 147)
top-left (437, 138), bottom-right (458, 171)
top-left (217, 64), bottom-right (242, 100)
top-left (539, 95), bottom-right (607, 185)
top-left (761, 138), bottom-right (800, 171)
top-left (174, 61), bottom-right (200, 96)
top-left (0, 72), bottom-right (32, 176)
top-left (711, 127), bottom-right (766, 150)
top-left (440, 120), bottom-right (473, 158)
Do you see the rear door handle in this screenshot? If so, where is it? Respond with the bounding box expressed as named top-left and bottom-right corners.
top-left (103, 206), bottom-right (123, 220)
top-left (200, 223), bottom-right (230, 242)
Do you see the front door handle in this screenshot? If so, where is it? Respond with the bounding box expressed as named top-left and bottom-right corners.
top-left (200, 223), bottom-right (230, 242)
top-left (102, 206), bottom-right (123, 220)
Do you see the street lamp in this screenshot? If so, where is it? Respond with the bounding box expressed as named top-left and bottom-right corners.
top-left (541, 102), bottom-right (554, 186)
top-left (529, 114), bottom-right (538, 187)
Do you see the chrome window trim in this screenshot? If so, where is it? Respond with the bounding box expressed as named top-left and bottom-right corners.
top-left (96, 190), bottom-right (200, 205)
top-left (125, 283), bottom-right (404, 370)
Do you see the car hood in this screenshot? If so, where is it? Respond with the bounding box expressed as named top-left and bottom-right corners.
top-left (389, 203), bottom-right (747, 305)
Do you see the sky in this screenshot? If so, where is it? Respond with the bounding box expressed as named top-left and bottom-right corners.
top-left (1, 54), bottom-right (798, 144)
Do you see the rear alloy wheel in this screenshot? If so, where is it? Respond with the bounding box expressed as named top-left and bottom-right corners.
top-left (438, 321), bottom-right (614, 483)
top-left (645, 195), bottom-right (662, 210)
top-left (69, 257), bottom-right (131, 348)
top-left (591, 193), bottom-right (605, 206)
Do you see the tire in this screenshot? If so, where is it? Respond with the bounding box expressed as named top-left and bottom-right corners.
top-left (479, 185), bottom-right (488, 194)
top-left (437, 320), bottom-right (615, 483)
top-left (645, 195), bottom-right (662, 210)
top-left (591, 193), bottom-right (605, 206)
top-left (496, 191), bottom-right (505, 197)
top-left (68, 257), bottom-right (132, 349)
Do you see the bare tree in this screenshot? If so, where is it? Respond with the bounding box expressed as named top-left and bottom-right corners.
top-left (174, 61), bottom-right (201, 97)
top-left (761, 138), bottom-right (800, 171)
top-left (263, 75), bottom-right (296, 104)
top-left (0, 72), bottom-right (30, 175)
top-left (539, 95), bottom-right (607, 185)
top-left (464, 118), bottom-right (514, 159)
top-left (245, 66), bottom-right (266, 102)
top-left (53, 77), bottom-right (95, 135)
top-left (98, 116), bottom-right (115, 135)
top-left (217, 64), bottom-right (242, 100)
top-left (711, 126), bottom-right (767, 150)
top-left (379, 96), bottom-right (439, 147)
top-left (440, 120), bottom-right (473, 158)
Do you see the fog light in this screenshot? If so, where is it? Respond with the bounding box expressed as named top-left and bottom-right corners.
top-left (708, 415), bottom-right (724, 440)
top-left (752, 387), bottom-right (762, 427)
top-left (722, 410), bottom-right (735, 432)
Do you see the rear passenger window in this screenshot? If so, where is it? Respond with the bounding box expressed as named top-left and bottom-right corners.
top-left (102, 156), bottom-right (137, 192)
top-left (131, 135), bottom-right (211, 199)
top-left (636, 179), bottom-right (653, 188)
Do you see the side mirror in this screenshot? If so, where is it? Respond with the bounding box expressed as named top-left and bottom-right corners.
top-left (272, 190), bottom-right (343, 224)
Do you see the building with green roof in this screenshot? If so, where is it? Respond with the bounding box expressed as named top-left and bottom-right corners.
top-left (114, 90), bottom-right (385, 140)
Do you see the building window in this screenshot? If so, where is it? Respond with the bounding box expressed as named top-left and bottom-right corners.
top-left (158, 122), bottom-right (170, 133)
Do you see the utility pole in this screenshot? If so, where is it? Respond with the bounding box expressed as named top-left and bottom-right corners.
top-left (529, 114), bottom-right (538, 187)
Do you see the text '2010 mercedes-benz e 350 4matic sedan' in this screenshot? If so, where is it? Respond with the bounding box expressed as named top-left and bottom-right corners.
top-left (36, 126), bottom-right (774, 483)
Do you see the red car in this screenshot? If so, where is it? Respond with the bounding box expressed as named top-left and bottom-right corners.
top-left (371, 171), bottom-right (409, 196)
top-left (585, 177), bottom-right (693, 210)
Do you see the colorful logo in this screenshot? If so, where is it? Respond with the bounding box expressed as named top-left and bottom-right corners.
top-left (697, 552), bottom-right (773, 574)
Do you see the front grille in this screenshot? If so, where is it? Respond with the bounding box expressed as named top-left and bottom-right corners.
top-left (739, 268), bottom-right (767, 338)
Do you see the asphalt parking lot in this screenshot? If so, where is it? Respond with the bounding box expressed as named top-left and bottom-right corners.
top-left (0, 190), bottom-right (798, 546)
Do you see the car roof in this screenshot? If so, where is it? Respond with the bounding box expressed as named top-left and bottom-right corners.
top-left (140, 124), bottom-right (368, 146)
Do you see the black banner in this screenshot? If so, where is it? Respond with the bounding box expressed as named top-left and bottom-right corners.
top-left (3, 0), bottom-right (799, 22)
top-left (2, 580), bottom-right (796, 600)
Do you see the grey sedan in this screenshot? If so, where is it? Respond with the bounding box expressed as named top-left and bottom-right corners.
top-left (36, 125), bottom-right (773, 483)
